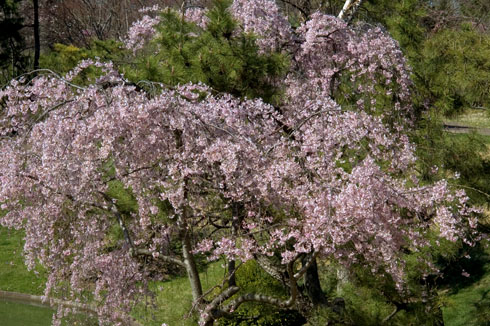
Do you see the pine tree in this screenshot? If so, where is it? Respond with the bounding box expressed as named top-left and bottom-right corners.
top-left (126, 0), bottom-right (289, 104)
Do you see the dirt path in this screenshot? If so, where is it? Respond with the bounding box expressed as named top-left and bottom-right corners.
top-left (443, 123), bottom-right (490, 136)
top-left (0, 290), bottom-right (142, 326)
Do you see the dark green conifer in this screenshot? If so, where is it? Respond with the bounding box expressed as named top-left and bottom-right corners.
top-left (127, 0), bottom-right (288, 104)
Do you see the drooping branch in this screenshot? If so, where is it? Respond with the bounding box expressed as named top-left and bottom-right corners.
top-left (277, 0), bottom-right (309, 19)
top-left (99, 192), bottom-right (136, 253)
top-left (100, 193), bottom-right (187, 268)
top-left (15, 69), bottom-right (87, 90)
top-left (382, 306), bottom-right (399, 324)
top-left (33, 0), bottom-right (40, 71)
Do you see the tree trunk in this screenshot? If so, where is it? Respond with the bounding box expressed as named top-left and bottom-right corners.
top-left (336, 266), bottom-right (349, 296)
top-left (338, 0), bottom-right (364, 22)
top-left (182, 227), bottom-right (203, 303)
top-left (33, 0), bottom-right (40, 70)
top-left (228, 260), bottom-right (236, 287)
top-left (302, 255), bottom-right (327, 306)
top-left (174, 129), bottom-right (203, 304)
top-left (227, 202), bottom-right (244, 287)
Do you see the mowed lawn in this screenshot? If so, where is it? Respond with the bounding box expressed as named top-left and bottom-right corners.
top-left (0, 227), bottom-right (46, 295)
top-left (0, 224), bottom-right (226, 326)
top-left (444, 109), bottom-right (490, 129)
top-left (443, 244), bottom-right (490, 326)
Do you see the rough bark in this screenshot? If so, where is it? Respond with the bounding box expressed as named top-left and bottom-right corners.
top-left (301, 255), bottom-right (327, 306)
top-left (336, 266), bottom-right (349, 296)
top-left (175, 129), bottom-right (204, 304)
top-left (227, 202), bottom-right (244, 287)
top-left (182, 227), bottom-right (204, 303)
top-left (200, 262), bottom-right (300, 326)
top-left (181, 181), bottom-right (203, 303)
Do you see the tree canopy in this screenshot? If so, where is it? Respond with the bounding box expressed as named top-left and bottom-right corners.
top-left (0, 1), bottom-right (483, 325)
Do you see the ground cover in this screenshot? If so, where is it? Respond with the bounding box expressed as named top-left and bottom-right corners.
top-left (441, 110), bottom-right (490, 325)
top-left (1, 223), bottom-right (490, 326)
top-left (0, 226), bottom-right (46, 295)
top-left (133, 261), bottom-right (226, 326)
top-left (0, 299), bottom-right (53, 326)
top-left (0, 224), bottom-right (224, 325)
top-left (444, 109), bottom-right (490, 129)
top-left (443, 244), bottom-right (490, 326)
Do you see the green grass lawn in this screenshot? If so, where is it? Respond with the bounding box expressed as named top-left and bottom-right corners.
top-left (444, 109), bottom-right (490, 129)
top-left (133, 261), bottom-right (226, 326)
top-left (1, 223), bottom-right (489, 326)
top-left (0, 227), bottom-right (46, 295)
top-left (0, 299), bottom-right (53, 326)
top-left (442, 244), bottom-right (490, 326)
top-left (0, 223), bottom-right (226, 325)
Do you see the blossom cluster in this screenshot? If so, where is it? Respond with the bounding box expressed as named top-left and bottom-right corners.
top-left (0, 1), bottom-right (480, 325)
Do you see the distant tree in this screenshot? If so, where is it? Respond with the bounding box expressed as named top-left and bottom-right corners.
top-left (33, 0), bottom-right (39, 69)
top-left (0, 0), bottom-right (28, 83)
top-left (40, 0), bottom-right (177, 47)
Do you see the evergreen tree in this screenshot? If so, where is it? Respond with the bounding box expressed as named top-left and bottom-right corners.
top-left (126, 0), bottom-right (288, 104)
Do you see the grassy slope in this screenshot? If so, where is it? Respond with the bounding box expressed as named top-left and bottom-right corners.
top-left (0, 225), bottom-right (226, 325)
top-left (0, 227), bottom-right (46, 295)
top-left (0, 299), bottom-right (53, 326)
top-left (442, 109), bottom-right (490, 325)
top-left (3, 223), bottom-right (489, 326)
top-left (133, 261), bottom-right (225, 326)
top-left (443, 244), bottom-right (490, 326)
top-left (444, 109), bottom-right (490, 129)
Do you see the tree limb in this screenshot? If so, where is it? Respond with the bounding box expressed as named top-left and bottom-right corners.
top-left (133, 248), bottom-right (186, 268)
top-left (382, 306), bottom-right (399, 324)
top-left (277, 0), bottom-right (309, 19)
top-left (338, 0), bottom-right (364, 22)
top-left (255, 255), bottom-right (286, 283)
top-left (226, 261), bottom-right (298, 312)
top-left (293, 251), bottom-right (319, 280)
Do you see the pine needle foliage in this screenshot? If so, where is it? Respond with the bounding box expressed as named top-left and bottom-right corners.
top-left (128, 0), bottom-right (289, 104)
top-left (420, 24), bottom-right (490, 117)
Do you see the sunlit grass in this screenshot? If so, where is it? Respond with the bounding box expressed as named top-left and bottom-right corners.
top-left (0, 223), bottom-right (226, 325)
top-left (443, 242), bottom-right (490, 326)
top-left (133, 261), bottom-right (226, 326)
top-left (0, 299), bottom-right (53, 326)
top-left (444, 109), bottom-right (490, 129)
top-left (0, 227), bottom-right (46, 295)
top-left (2, 223), bottom-right (490, 326)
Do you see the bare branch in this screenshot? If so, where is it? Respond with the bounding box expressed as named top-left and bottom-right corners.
top-left (225, 261), bottom-right (298, 312)
top-left (255, 255), bottom-right (286, 283)
top-left (133, 249), bottom-right (186, 268)
top-left (382, 306), bottom-right (399, 324)
top-left (293, 251), bottom-right (319, 280)
top-left (13, 69), bottom-right (87, 90)
top-left (277, 0), bottom-right (309, 19)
